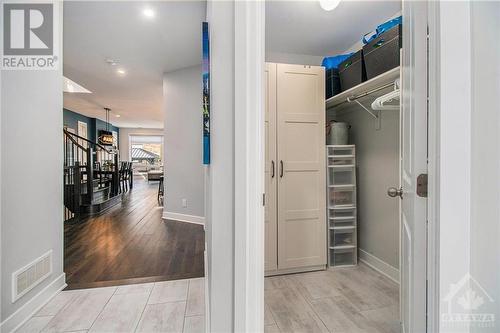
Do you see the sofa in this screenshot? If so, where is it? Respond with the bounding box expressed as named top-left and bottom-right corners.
top-left (147, 170), bottom-right (163, 182)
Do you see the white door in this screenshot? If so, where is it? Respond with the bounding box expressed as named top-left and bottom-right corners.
top-left (77, 121), bottom-right (88, 164)
top-left (399, 1), bottom-right (428, 331)
top-left (264, 63), bottom-right (278, 272)
top-left (276, 64), bottom-right (326, 270)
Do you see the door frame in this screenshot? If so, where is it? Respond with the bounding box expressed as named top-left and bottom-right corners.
top-left (426, 1), bottom-right (440, 331)
top-left (233, 1), bottom-right (441, 332)
top-left (77, 120), bottom-right (88, 140)
top-left (233, 1), bottom-right (266, 331)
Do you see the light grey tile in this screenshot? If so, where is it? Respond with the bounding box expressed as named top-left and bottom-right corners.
top-left (42, 287), bottom-right (116, 332)
top-left (333, 267), bottom-right (396, 311)
top-left (360, 305), bottom-right (400, 333)
top-left (186, 278), bottom-right (205, 317)
top-left (89, 291), bottom-right (149, 333)
top-left (183, 315), bottom-right (205, 333)
top-left (36, 291), bottom-right (81, 316)
top-left (135, 302), bottom-right (186, 333)
top-left (264, 276), bottom-right (288, 291)
top-left (149, 280), bottom-right (189, 304)
top-left (357, 263), bottom-right (399, 303)
top-left (309, 296), bottom-right (374, 333)
top-left (265, 286), bottom-right (328, 333)
top-left (115, 283), bottom-right (154, 295)
top-left (17, 316), bottom-right (53, 333)
top-left (286, 270), bottom-right (341, 301)
top-left (264, 303), bottom-right (275, 326)
top-left (264, 324), bottom-right (281, 333)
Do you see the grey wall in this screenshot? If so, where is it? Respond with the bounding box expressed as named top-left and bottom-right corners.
top-left (118, 128), bottom-right (164, 161)
top-left (163, 66), bottom-right (205, 218)
top-left (470, 2), bottom-right (500, 331)
top-left (333, 107), bottom-right (400, 269)
top-left (1, 56), bottom-right (64, 323)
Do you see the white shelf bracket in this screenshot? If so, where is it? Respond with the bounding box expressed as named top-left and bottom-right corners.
top-left (347, 97), bottom-right (380, 119)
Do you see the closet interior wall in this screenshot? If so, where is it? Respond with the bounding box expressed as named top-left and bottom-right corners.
top-left (328, 104), bottom-right (400, 277)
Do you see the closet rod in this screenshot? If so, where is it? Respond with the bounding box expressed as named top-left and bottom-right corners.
top-left (340, 81), bottom-right (395, 106)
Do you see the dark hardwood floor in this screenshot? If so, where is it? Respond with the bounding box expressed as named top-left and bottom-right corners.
top-left (64, 175), bottom-right (205, 290)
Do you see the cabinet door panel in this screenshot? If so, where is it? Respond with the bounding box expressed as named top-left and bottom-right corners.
top-left (264, 63), bottom-right (278, 272)
top-left (277, 64), bottom-right (326, 270)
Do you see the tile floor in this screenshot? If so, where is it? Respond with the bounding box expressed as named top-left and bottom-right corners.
top-left (264, 263), bottom-right (400, 333)
top-left (18, 263), bottom-right (399, 333)
top-left (17, 278), bottom-right (205, 333)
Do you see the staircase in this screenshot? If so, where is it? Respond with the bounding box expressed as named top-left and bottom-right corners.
top-left (63, 130), bottom-right (125, 222)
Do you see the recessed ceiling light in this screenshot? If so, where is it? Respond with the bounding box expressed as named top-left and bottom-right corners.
top-left (319, 0), bottom-right (341, 11)
top-left (115, 114), bottom-right (121, 118)
top-left (142, 8), bottom-right (155, 18)
top-left (117, 68), bottom-right (126, 76)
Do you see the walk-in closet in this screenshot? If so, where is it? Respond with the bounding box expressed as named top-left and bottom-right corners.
top-left (264, 1), bottom-right (404, 332)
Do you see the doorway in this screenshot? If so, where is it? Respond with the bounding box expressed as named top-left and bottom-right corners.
top-left (260, 1), bottom-right (429, 332)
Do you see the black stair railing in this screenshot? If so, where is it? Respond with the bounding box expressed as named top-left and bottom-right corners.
top-left (63, 129), bottom-right (120, 222)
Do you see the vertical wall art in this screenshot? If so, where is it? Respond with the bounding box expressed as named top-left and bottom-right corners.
top-left (202, 22), bottom-right (210, 165)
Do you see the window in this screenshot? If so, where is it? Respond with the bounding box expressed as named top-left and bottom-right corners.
top-left (129, 135), bottom-right (164, 172)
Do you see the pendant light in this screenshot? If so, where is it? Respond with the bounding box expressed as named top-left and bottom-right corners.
top-left (99, 107), bottom-right (114, 146)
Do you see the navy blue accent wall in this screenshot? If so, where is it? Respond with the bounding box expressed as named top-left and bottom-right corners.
top-left (63, 108), bottom-right (92, 139)
top-left (63, 108), bottom-right (119, 147)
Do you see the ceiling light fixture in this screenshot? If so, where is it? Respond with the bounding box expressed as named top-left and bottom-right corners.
top-left (115, 114), bottom-right (121, 118)
top-left (142, 7), bottom-right (155, 19)
top-left (319, 0), bottom-right (341, 11)
top-left (116, 68), bottom-right (126, 76)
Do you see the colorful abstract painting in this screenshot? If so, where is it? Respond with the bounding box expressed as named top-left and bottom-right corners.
top-left (202, 22), bottom-right (210, 165)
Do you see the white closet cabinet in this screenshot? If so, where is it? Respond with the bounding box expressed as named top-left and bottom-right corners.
top-left (265, 63), bottom-right (278, 271)
top-left (265, 63), bottom-right (326, 275)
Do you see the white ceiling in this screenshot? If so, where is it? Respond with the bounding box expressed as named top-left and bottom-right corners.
top-left (266, 0), bottom-right (401, 56)
top-left (63, 1), bottom-right (205, 129)
top-left (64, 1), bottom-right (400, 129)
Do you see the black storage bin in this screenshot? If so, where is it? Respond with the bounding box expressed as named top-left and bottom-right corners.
top-left (363, 24), bottom-right (402, 80)
top-left (325, 68), bottom-right (341, 99)
top-left (339, 50), bottom-right (366, 91)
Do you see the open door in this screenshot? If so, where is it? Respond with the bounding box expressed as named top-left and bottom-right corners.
top-left (398, 1), bottom-right (428, 332)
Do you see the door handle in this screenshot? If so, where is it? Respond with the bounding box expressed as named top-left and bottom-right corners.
top-left (387, 187), bottom-right (403, 198)
top-left (280, 160), bottom-right (284, 178)
top-left (271, 160), bottom-right (275, 178)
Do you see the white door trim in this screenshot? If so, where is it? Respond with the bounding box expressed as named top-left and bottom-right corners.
top-left (234, 1), bottom-right (265, 331)
top-left (426, 1), bottom-right (440, 331)
top-left (77, 120), bottom-right (87, 139)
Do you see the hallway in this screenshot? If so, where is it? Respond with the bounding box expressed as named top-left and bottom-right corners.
top-left (64, 176), bottom-right (205, 289)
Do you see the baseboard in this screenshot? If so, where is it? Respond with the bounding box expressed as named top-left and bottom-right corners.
top-left (162, 211), bottom-right (205, 225)
top-left (0, 273), bottom-right (66, 333)
top-left (359, 249), bottom-right (400, 284)
top-left (265, 265), bottom-right (326, 277)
